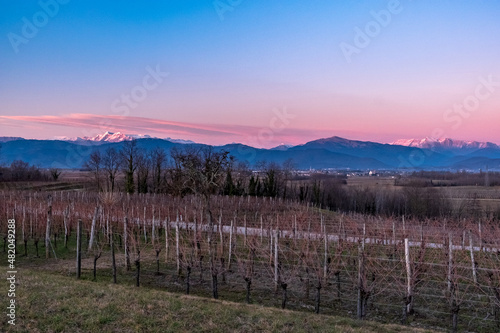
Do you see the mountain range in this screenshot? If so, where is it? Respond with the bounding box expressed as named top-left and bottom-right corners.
top-left (391, 138), bottom-right (499, 152)
top-left (0, 132), bottom-right (499, 171)
top-left (54, 132), bottom-right (195, 145)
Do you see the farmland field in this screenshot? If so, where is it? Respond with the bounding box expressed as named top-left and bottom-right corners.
top-left (347, 176), bottom-right (500, 214)
top-left (2, 189), bottom-right (500, 332)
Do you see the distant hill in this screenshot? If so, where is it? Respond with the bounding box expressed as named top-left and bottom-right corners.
top-left (1, 133), bottom-right (499, 171)
top-left (0, 136), bottom-right (25, 143)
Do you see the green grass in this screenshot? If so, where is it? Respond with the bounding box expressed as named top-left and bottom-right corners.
top-left (0, 265), bottom-right (440, 333)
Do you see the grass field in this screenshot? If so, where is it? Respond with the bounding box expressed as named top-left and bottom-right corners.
top-left (0, 262), bottom-right (441, 333)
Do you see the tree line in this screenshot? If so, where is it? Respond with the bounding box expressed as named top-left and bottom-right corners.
top-left (84, 140), bottom-right (288, 198)
top-left (84, 140), bottom-right (499, 220)
top-left (0, 160), bottom-right (53, 182)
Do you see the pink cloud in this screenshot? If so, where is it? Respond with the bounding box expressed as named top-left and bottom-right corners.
top-left (0, 113), bottom-right (333, 147)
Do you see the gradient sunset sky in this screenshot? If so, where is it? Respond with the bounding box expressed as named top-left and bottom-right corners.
top-left (1, 0), bottom-right (499, 147)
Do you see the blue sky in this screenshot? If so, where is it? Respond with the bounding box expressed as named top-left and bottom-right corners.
top-left (1, 0), bottom-right (500, 146)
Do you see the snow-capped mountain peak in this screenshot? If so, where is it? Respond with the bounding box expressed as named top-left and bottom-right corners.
top-left (391, 138), bottom-right (499, 150)
top-left (57, 132), bottom-right (194, 144)
top-left (270, 144), bottom-right (294, 151)
top-left (57, 131), bottom-right (140, 143)
top-left (391, 138), bottom-right (436, 148)
top-left (164, 137), bottom-right (195, 144)
top-left (81, 132), bottom-right (133, 143)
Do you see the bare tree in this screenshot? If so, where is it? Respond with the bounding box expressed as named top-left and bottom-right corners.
top-left (482, 221), bottom-right (500, 329)
top-left (151, 147), bottom-right (167, 193)
top-left (50, 168), bottom-right (61, 181)
top-left (236, 235), bottom-right (258, 303)
top-left (170, 146), bottom-right (231, 299)
top-left (85, 151), bottom-right (103, 191)
top-left (136, 151), bottom-right (151, 194)
top-left (303, 218), bottom-right (345, 314)
top-left (129, 224), bottom-right (142, 287)
top-left (258, 161), bottom-right (281, 198)
top-left (102, 148), bottom-right (120, 192)
top-left (91, 230), bottom-right (104, 282)
top-left (442, 233), bottom-right (474, 332)
top-left (120, 140), bottom-right (138, 194)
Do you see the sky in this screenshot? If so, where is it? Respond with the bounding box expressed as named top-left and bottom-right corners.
top-left (1, 0), bottom-right (500, 148)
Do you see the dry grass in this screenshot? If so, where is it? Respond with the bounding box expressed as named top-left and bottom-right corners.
top-left (1, 265), bottom-right (441, 333)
